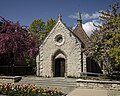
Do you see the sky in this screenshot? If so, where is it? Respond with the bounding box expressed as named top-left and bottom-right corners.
top-left (0, 0), bottom-right (117, 36)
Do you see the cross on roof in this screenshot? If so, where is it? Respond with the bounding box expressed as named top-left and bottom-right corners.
top-left (58, 14), bottom-right (62, 21)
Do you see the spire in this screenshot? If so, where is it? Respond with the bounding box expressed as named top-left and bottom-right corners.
top-left (77, 11), bottom-right (82, 25)
top-left (58, 14), bottom-right (62, 21)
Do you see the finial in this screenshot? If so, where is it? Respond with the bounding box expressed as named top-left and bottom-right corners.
top-left (58, 14), bottom-right (62, 21)
top-left (77, 10), bottom-right (82, 25)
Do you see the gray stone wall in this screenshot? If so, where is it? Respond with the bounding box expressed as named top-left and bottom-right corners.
top-left (36, 19), bottom-right (84, 77)
top-left (76, 79), bottom-right (120, 90)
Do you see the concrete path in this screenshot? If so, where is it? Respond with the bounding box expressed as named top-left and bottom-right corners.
top-left (67, 88), bottom-right (120, 96)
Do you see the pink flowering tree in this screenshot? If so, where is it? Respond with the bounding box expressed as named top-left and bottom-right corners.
top-left (0, 17), bottom-right (38, 67)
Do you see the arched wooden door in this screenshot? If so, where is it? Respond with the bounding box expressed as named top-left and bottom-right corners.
top-left (54, 58), bottom-right (65, 77)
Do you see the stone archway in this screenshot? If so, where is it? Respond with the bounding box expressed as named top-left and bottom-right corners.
top-left (52, 49), bottom-right (67, 77)
top-left (54, 58), bottom-right (65, 77)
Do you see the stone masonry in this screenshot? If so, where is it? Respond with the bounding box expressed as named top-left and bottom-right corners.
top-left (36, 15), bottom-right (86, 77)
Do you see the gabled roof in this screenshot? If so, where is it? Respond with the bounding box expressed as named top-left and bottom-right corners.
top-left (40, 13), bottom-right (90, 49)
top-left (40, 14), bottom-right (75, 47)
top-left (73, 11), bottom-right (90, 48)
top-left (73, 24), bottom-right (90, 48)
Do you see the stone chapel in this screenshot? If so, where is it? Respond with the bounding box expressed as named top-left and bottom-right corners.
top-left (36, 11), bottom-right (102, 77)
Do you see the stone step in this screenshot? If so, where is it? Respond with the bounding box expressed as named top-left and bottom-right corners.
top-left (19, 79), bottom-right (76, 83)
top-left (15, 76), bottom-right (77, 94)
top-left (20, 79), bottom-right (76, 82)
top-left (19, 77), bottom-right (76, 83)
top-left (18, 81), bottom-right (76, 87)
top-left (17, 82), bottom-right (76, 87)
top-left (19, 81), bottom-right (76, 85)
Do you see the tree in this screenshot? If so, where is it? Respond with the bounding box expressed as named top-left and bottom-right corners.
top-left (85, 2), bottom-right (120, 75)
top-left (0, 17), bottom-right (38, 66)
top-left (108, 16), bottom-right (120, 70)
top-left (45, 18), bottom-right (56, 35)
top-left (28, 19), bottom-right (45, 33)
top-left (28, 18), bottom-right (56, 45)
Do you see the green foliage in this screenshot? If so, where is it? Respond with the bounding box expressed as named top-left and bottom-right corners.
top-left (28, 19), bottom-right (45, 33)
top-left (105, 16), bottom-right (120, 70)
top-left (109, 46), bottom-right (120, 64)
top-left (28, 19), bottom-right (45, 45)
top-left (45, 18), bottom-right (56, 33)
top-left (28, 18), bottom-right (56, 45)
top-left (27, 18), bottom-right (56, 69)
top-left (86, 2), bottom-right (120, 75)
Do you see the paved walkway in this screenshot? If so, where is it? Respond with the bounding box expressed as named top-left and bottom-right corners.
top-left (15, 76), bottom-right (120, 96)
top-left (16, 76), bottom-right (77, 94)
top-left (67, 88), bottom-right (120, 96)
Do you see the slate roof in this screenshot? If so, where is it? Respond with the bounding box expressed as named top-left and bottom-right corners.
top-left (73, 24), bottom-right (90, 48)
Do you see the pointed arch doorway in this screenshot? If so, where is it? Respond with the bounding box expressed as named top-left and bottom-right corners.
top-left (54, 58), bottom-right (65, 77)
top-left (52, 50), bottom-right (67, 77)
